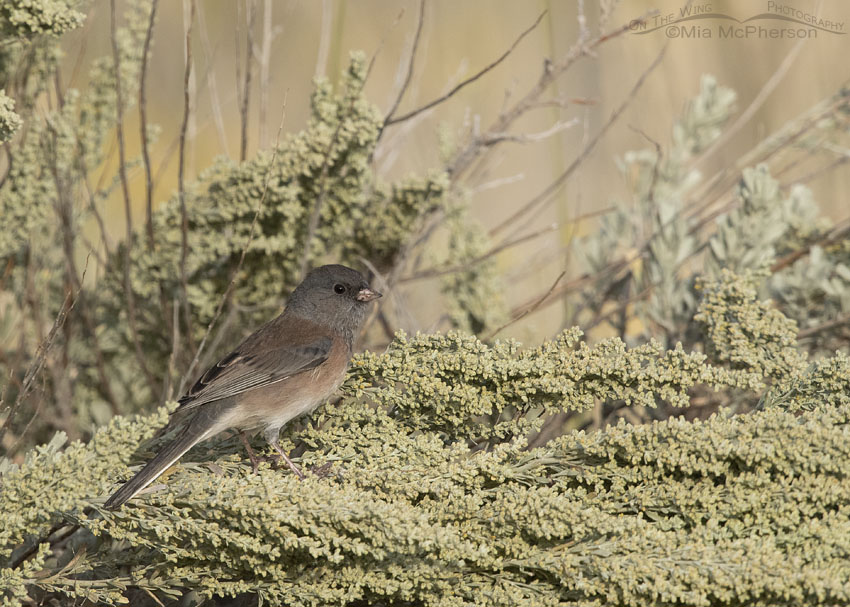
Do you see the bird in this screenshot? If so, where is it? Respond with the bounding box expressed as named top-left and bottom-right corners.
top-left (104, 264), bottom-right (381, 509)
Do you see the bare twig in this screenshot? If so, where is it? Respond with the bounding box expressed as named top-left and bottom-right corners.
top-left (401, 223), bottom-right (561, 282)
top-left (527, 207), bottom-right (849, 336)
top-left (481, 118), bottom-right (580, 146)
top-left (531, 96), bottom-right (597, 110)
top-left (196, 2), bottom-right (230, 153)
top-left (373, 56), bottom-right (463, 172)
top-left (139, 0), bottom-right (159, 249)
top-left (403, 204), bottom-right (615, 283)
top-left (177, 0), bottom-right (197, 358)
top-left (772, 130), bottom-right (832, 179)
top-left (447, 12), bottom-right (654, 179)
top-left (52, 64), bottom-right (65, 109)
top-left (150, 52), bottom-right (281, 188)
top-left (506, 251), bottom-right (638, 328)
top-left (485, 270), bottom-right (567, 340)
top-left (38, 112), bottom-right (79, 441)
top-left (314, 0), bottom-right (333, 78)
top-left (684, 76), bottom-right (845, 233)
top-left (382, 0), bottom-right (426, 127)
top-left (257, 0), bottom-right (275, 149)
top-left (93, 130), bottom-right (118, 193)
top-left (771, 217), bottom-right (850, 273)
top-left (630, 125), bottom-right (663, 206)
top-left (77, 156), bottom-right (113, 258)
top-left (375, 8), bottom-right (597, 288)
top-left (109, 0), bottom-right (158, 390)
top-left (46, 124), bottom-right (120, 416)
top-left (576, 0), bottom-right (590, 42)
top-left (693, 33), bottom-right (808, 171)
top-left (366, 7), bottom-right (406, 82)
top-left (797, 312), bottom-right (850, 340)
top-left (238, 0), bottom-right (256, 162)
top-left (0, 141), bottom-right (12, 189)
top-left (785, 154), bottom-right (850, 188)
top-left (386, 10), bottom-right (546, 128)
top-left (583, 280), bottom-right (651, 334)
top-left (489, 43), bottom-right (667, 239)
top-left (356, 256), bottom-right (391, 341)
top-left (139, 0), bottom-right (175, 392)
top-left (163, 293), bottom-right (180, 401)
top-left (180, 97), bottom-right (288, 394)
top-left (0, 254), bottom-right (91, 451)
top-left (471, 172), bottom-right (525, 194)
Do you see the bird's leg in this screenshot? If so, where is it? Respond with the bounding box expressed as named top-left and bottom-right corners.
top-left (236, 430), bottom-right (260, 474)
top-left (271, 441), bottom-right (305, 480)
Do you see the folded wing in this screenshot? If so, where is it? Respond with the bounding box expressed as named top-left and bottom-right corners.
top-left (177, 337), bottom-right (333, 412)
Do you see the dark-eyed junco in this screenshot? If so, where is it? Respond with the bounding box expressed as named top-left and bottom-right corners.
top-left (104, 264), bottom-right (381, 509)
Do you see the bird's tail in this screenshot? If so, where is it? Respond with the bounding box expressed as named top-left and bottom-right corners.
top-left (104, 408), bottom-right (222, 509)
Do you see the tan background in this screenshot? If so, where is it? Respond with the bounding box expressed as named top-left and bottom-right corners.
top-left (62, 0), bottom-right (850, 341)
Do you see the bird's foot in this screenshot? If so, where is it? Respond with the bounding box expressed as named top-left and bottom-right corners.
top-left (237, 430), bottom-right (261, 474)
top-left (308, 462), bottom-right (334, 478)
top-left (271, 441), bottom-right (305, 480)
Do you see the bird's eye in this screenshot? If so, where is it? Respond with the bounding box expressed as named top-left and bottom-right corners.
top-left (333, 284), bottom-right (346, 294)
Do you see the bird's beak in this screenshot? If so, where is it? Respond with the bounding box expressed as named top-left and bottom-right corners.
top-left (356, 286), bottom-right (382, 302)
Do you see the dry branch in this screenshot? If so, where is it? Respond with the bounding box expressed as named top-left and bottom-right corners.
top-left (139, 0), bottom-right (158, 249)
top-left (109, 0), bottom-right (158, 390)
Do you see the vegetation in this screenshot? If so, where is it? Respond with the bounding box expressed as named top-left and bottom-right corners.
top-left (2, 0), bottom-right (849, 605)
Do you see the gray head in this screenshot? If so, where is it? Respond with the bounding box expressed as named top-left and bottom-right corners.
top-left (284, 264), bottom-right (381, 341)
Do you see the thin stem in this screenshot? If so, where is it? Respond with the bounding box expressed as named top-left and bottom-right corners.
top-left (314, 0), bottom-right (333, 78)
top-left (140, 0), bottom-right (159, 249)
top-left (0, 255), bottom-right (91, 452)
top-left (258, 0), bottom-right (273, 149)
top-left (177, 0), bottom-right (197, 357)
top-left (386, 9), bottom-right (546, 128)
top-left (489, 43), bottom-right (667, 239)
top-left (382, 0), bottom-right (426, 127)
top-left (692, 28), bottom-right (809, 172)
top-left (180, 96), bottom-right (288, 394)
top-left (485, 271), bottom-right (566, 340)
top-left (447, 13), bottom-right (652, 179)
top-left (239, 0), bottom-right (256, 162)
top-left (110, 0), bottom-right (158, 390)
top-left (196, 2), bottom-right (230, 153)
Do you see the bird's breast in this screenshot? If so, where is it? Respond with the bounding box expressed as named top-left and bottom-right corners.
top-left (233, 337), bottom-right (350, 431)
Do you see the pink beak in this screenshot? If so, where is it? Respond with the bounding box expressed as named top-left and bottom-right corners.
top-left (356, 286), bottom-right (382, 302)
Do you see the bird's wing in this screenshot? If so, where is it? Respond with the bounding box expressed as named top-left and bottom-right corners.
top-left (175, 337), bottom-right (333, 412)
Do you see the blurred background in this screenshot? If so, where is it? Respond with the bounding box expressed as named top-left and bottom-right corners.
top-left (61, 0), bottom-right (849, 340)
top-left (2, 0), bottom-right (849, 458)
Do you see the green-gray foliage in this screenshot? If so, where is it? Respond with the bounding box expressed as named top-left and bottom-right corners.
top-left (0, 24), bottom-right (449, 444)
top-left (3, 270), bottom-right (850, 606)
top-left (440, 206), bottom-right (506, 334)
top-left (94, 54), bottom-right (448, 413)
top-left (0, 0), bottom-right (165, 443)
top-left (577, 74), bottom-right (850, 359)
top-left (351, 327), bottom-right (759, 443)
top-left (695, 269), bottom-right (806, 379)
top-left (769, 238), bottom-right (850, 353)
top-left (121, 55), bottom-right (444, 329)
top-left (3, 3), bottom-right (850, 605)
top-left (706, 167), bottom-right (821, 277)
top-left (636, 75), bottom-right (737, 341)
top-left (577, 75), bottom-right (739, 345)
top-left (0, 90), bottom-right (22, 142)
top-left (0, 0), bottom-right (84, 38)
top-left (0, 0), bottom-right (85, 141)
